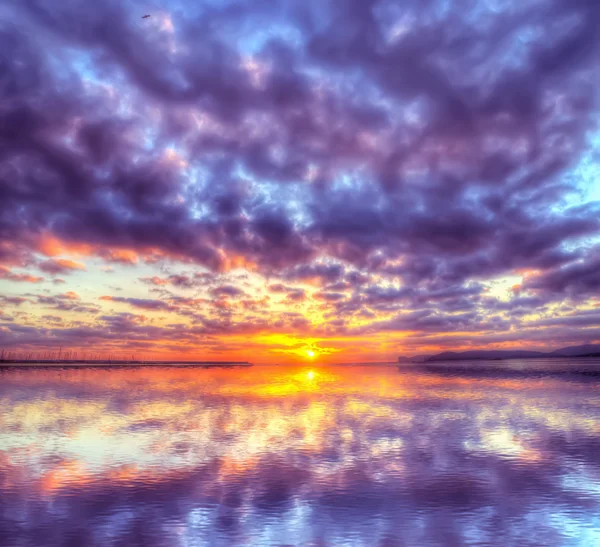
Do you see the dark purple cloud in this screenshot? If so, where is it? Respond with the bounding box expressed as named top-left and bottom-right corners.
top-left (282, 263), bottom-right (345, 285)
top-left (0, 296), bottom-right (29, 306)
top-left (524, 250), bottom-right (600, 298)
top-left (210, 285), bottom-right (245, 299)
top-left (99, 296), bottom-right (177, 312)
top-left (139, 274), bottom-right (204, 289)
top-left (314, 291), bottom-right (346, 303)
top-left (35, 292), bottom-right (101, 313)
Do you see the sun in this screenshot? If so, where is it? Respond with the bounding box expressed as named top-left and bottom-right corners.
top-left (306, 349), bottom-right (315, 359)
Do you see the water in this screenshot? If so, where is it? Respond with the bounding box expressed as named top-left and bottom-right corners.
top-left (1, 361), bottom-right (600, 546)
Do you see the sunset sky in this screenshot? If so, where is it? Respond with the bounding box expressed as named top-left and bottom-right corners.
top-left (1, 0), bottom-right (599, 363)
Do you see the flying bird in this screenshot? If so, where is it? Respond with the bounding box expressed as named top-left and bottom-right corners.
top-left (142, 14), bottom-right (151, 19)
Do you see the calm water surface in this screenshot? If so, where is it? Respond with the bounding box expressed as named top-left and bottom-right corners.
top-left (1, 361), bottom-right (600, 546)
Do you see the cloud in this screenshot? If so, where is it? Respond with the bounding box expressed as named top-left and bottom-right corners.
top-left (314, 291), bottom-right (346, 302)
top-left (98, 249), bottom-right (138, 265)
top-left (41, 314), bottom-right (63, 322)
top-left (61, 291), bottom-right (80, 300)
top-left (0, 0), bottom-right (599, 356)
top-left (139, 274), bottom-right (201, 288)
top-left (38, 259), bottom-right (86, 275)
top-left (0, 296), bottom-right (29, 306)
top-left (268, 284), bottom-right (307, 302)
top-left (282, 263), bottom-right (345, 285)
top-left (524, 251), bottom-right (600, 299)
top-left (140, 276), bottom-right (171, 286)
top-left (0, 266), bottom-right (44, 283)
top-left (100, 296), bottom-right (177, 311)
top-left (268, 284), bottom-right (292, 293)
top-left (35, 292), bottom-right (100, 313)
top-left (209, 285), bottom-right (245, 299)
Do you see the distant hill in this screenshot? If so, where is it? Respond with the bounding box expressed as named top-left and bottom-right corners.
top-left (398, 354), bottom-right (431, 363)
top-left (549, 344), bottom-right (600, 357)
top-left (427, 350), bottom-right (546, 361)
top-left (399, 344), bottom-right (600, 363)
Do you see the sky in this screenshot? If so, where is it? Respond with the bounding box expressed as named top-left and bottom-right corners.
top-left (0, 0), bottom-right (599, 363)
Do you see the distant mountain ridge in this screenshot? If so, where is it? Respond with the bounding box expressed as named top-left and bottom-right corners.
top-left (398, 344), bottom-right (600, 363)
top-left (549, 344), bottom-right (600, 357)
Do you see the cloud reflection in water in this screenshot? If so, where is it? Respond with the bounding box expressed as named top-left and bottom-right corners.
top-left (1, 364), bottom-right (600, 546)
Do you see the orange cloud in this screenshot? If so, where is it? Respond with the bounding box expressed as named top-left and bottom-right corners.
top-left (34, 234), bottom-right (260, 276)
top-left (38, 234), bottom-right (141, 266)
top-left (99, 249), bottom-right (139, 265)
top-left (37, 234), bottom-right (94, 257)
top-left (39, 258), bottom-right (86, 275)
top-left (140, 276), bottom-right (170, 286)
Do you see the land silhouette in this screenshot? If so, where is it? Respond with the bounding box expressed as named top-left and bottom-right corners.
top-left (399, 344), bottom-right (600, 363)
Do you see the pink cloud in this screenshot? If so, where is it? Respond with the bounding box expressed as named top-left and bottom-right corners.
top-left (0, 265), bottom-right (44, 283)
top-left (39, 258), bottom-right (86, 275)
top-left (139, 276), bottom-right (170, 286)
